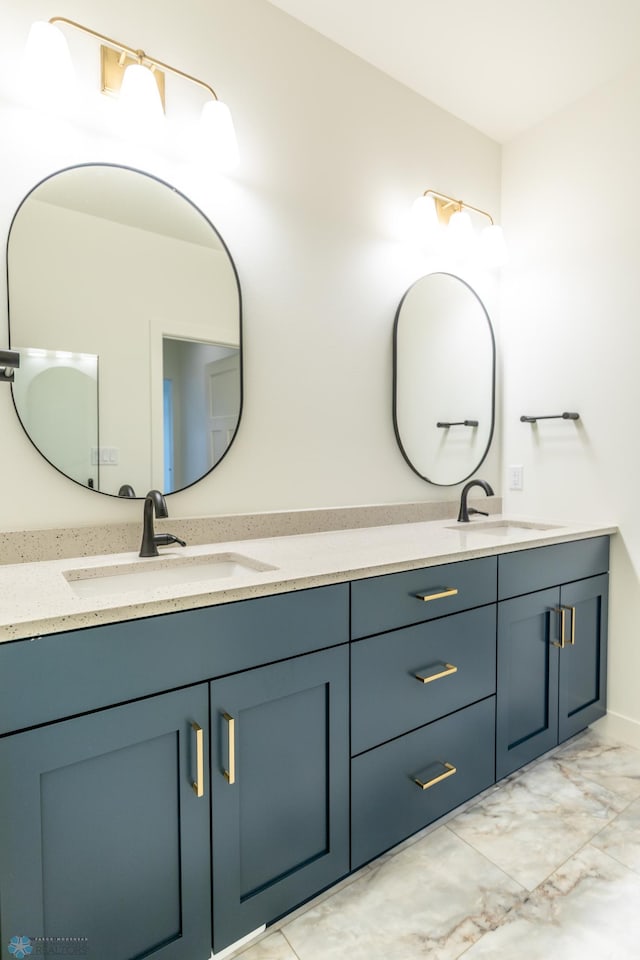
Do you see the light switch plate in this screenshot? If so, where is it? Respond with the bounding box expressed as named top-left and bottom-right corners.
top-left (508, 465), bottom-right (524, 491)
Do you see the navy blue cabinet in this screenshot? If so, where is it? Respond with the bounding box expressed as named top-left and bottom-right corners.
top-left (210, 646), bottom-right (350, 952)
top-left (496, 539), bottom-right (609, 779)
top-left (350, 556), bottom-right (498, 868)
top-left (0, 540), bottom-right (610, 955)
top-left (0, 685), bottom-right (211, 960)
top-left (0, 584), bottom-right (349, 960)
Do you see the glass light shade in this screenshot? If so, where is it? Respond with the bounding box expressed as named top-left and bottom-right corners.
top-left (199, 99), bottom-right (239, 170)
top-left (118, 63), bottom-right (165, 130)
top-left (480, 224), bottom-right (508, 267)
top-left (446, 208), bottom-right (475, 259)
top-left (409, 194), bottom-right (440, 247)
top-left (22, 21), bottom-right (75, 103)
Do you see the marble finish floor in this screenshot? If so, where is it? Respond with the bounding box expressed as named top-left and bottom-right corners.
top-left (229, 730), bottom-right (640, 960)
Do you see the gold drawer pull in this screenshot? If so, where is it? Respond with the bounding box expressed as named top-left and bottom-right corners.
top-left (413, 761), bottom-right (457, 791)
top-left (415, 662), bottom-right (458, 684)
top-left (191, 722), bottom-right (204, 798)
top-left (223, 712), bottom-right (236, 785)
top-left (415, 586), bottom-right (458, 603)
top-left (568, 605), bottom-right (576, 645)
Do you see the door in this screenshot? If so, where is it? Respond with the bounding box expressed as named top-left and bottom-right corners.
top-left (496, 587), bottom-right (560, 779)
top-left (0, 686), bottom-right (210, 960)
top-left (206, 353), bottom-right (240, 466)
top-left (558, 574), bottom-right (608, 742)
top-left (210, 646), bottom-right (349, 953)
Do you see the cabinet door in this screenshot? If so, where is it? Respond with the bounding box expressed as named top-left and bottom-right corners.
top-left (0, 686), bottom-right (210, 960)
top-left (496, 588), bottom-right (560, 779)
top-left (211, 645), bottom-right (349, 953)
top-left (558, 574), bottom-right (608, 743)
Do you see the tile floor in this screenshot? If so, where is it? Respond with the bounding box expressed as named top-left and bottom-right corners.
top-left (229, 729), bottom-right (640, 960)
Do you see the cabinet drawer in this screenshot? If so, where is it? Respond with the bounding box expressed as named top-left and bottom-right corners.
top-left (351, 556), bottom-right (497, 639)
top-left (351, 605), bottom-right (496, 754)
top-left (498, 536), bottom-right (609, 601)
top-left (351, 697), bottom-right (495, 869)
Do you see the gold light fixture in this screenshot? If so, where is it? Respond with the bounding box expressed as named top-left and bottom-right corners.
top-left (411, 188), bottom-right (507, 266)
top-left (424, 190), bottom-right (491, 227)
top-left (100, 43), bottom-right (166, 108)
top-left (23, 17), bottom-right (239, 168)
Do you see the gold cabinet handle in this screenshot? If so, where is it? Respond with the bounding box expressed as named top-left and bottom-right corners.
top-left (223, 712), bottom-right (236, 785)
top-left (413, 761), bottom-right (457, 791)
top-left (552, 606), bottom-right (576, 648)
top-left (415, 662), bottom-right (458, 684)
top-left (552, 606), bottom-right (566, 648)
top-left (191, 721), bottom-right (204, 798)
top-left (415, 586), bottom-right (458, 603)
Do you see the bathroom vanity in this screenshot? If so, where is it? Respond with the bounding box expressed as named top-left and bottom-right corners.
top-left (0, 520), bottom-right (612, 958)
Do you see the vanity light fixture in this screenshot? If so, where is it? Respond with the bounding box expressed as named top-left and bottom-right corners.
top-left (411, 189), bottom-right (507, 267)
top-left (23, 17), bottom-right (239, 168)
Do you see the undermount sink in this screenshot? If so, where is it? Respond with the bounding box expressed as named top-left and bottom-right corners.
top-left (64, 552), bottom-right (278, 599)
top-left (445, 519), bottom-right (563, 537)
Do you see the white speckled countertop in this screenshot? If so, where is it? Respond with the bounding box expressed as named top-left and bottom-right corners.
top-left (0, 516), bottom-right (617, 643)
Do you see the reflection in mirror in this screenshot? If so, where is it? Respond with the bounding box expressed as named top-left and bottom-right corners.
top-left (8, 164), bottom-right (242, 497)
top-left (162, 337), bottom-right (240, 492)
top-left (393, 272), bottom-right (495, 486)
top-left (12, 349), bottom-right (99, 487)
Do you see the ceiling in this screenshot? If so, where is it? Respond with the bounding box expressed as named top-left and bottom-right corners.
top-left (33, 167), bottom-right (222, 250)
top-left (266, 0), bottom-right (640, 142)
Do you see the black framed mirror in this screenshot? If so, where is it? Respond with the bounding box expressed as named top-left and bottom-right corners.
top-left (393, 272), bottom-right (495, 486)
top-left (7, 163), bottom-right (242, 498)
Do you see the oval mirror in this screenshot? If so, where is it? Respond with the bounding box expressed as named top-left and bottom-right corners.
top-left (393, 272), bottom-right (495, 486)
top-left (7, 163), bottom-right (242, 498)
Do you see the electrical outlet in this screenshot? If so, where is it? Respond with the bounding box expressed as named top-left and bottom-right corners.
top-left (508, 465), bottom-right (524, 491)
top-left (91, 447), bottom-right (119, 466)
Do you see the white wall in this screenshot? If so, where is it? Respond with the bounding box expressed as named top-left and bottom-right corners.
top-left (0, 0), bottom-right (501, 531)
top-left (501, 61), bottom-right (640, 743)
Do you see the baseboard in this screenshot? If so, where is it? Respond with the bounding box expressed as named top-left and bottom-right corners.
top-left (593, 711), bottom-right (640, 750)
top-left (211, 926), bottom-right (266, 960)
